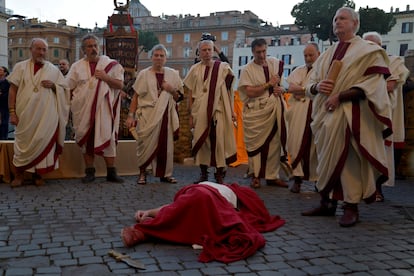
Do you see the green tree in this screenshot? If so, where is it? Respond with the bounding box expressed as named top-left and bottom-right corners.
top-left (138, 30), bottom-right (159, 55)
top-left (291, 0), bottom-right (355, 44)
top-left (357, 7), bottom-right (396, 36)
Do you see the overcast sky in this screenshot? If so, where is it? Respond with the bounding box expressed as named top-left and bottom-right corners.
top-left (7, 0), bottom-right (411, 29)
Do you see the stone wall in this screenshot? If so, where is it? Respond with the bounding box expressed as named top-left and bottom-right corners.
top-left (400, 50), bottom-right (414, 177)
top-left (173, 88), bottom-right (192, 163)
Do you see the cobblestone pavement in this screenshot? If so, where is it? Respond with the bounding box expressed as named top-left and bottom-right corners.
top-left (0, 164), bottom-right (413, 276)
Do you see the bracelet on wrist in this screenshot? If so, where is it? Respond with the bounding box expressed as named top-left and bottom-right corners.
top-left (310, 83), bottom-right (318, 95)
top-left (128, 112), bottom-right (135, 118)
top-left (262, 82), bottom-right (271, 90)
top-left (9, 108), bottom-right (16, 114)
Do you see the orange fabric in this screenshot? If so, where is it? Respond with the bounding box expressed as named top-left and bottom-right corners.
top-left (230, 91), bottom-right (248, 167)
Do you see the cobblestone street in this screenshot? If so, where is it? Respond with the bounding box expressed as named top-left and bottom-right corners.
top-left (1, 164), bottom-right (413, 275)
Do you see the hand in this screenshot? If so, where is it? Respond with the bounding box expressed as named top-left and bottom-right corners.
top-left (40, 80), bottom-right (56, 91)
top-left (10, 113), bottom-right (19, 126)
top-left (273, 86), bottom-right (285, 97)
top-left (317, 79), bottom-right (335, 95)
top-left (94, 69), bottom-right (108, 82)
top-left (134, 210), bottom-right (151, 222)
top-left (161, 80), bottom-right (174, 94)
top-left (125, 116), bottom-right (136, 128)
top-left (325, 93), bottom-right (340, 112)
top-left (269, 75), bottom-right (280, 87)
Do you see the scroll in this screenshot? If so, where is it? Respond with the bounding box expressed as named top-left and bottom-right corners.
top-left (326, 60), bottom-right (342, 83)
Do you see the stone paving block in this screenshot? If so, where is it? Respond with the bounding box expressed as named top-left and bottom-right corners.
top-left (200, 267), bottom-right (229, 275)
top-left (158, 262), bottom-right (184, 270)
top-left (23, 249), bottom-right (47, 257)
top-left (72, 250), bottom-right (94, 258)
top-left (46, 247), bottom-right (68, 255)
top-left (52, 259), bottom-right (78, 267)
top-left (4, 268), bottom-right (33, 276)
top-left (224, 264), bottom-right (251, 274)
top-left (384, 259), bottom-right (414, 269)
top-left (342, 262), bottom-right (370, 272)
top-left (277, 267), bottom-right (308, 276)
top-left (77, 256), bottom-right (103, 265)
top-left (36, 266), bottom-right (62, 274)
top-left (323, 264), bottom-right (351, 274)
top-left (301, 265), bottom-right (329, 275)
top-left (177, 269), bottom-right (203, 276)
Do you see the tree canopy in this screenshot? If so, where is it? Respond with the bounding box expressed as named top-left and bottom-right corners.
top-left (138, 30), bottom-right (159, 55)
top-left (357, 7), bottom-right (396, 36)
top-left (291, 0), bottom-right (396, 44)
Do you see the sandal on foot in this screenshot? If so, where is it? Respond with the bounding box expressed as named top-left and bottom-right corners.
top-left (375, 192), bottom-right (384, 202)
top-left (250, 177), bottom-right (261, 189)
top-left (160, 176), bottom-right (177, 183)
top-left (137, 173), bottom-right (146, 185)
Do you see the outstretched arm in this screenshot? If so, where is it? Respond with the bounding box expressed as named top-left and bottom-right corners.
top-left (134, 204), bottom-right (169, 222)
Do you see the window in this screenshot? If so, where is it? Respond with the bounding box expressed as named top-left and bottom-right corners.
top-left (166, 34), bottom-right (173, 43)
top-left (53, 37), bottom-right (60, 44)
top-left (184, 33), bottom-right (190, 43)
top-left (18, 38), bottom-right (23, 44)
top-left (283, 68), bottom-right (291, 78)
top-left (182, 66), bottom-right (190, 78)
top-left (166, 47), bottom-right (173, 57)
top-left (54, 49), bottom-right (59, 57)
top-left (221, 46), bottom-right (228, 56)
top-left (282, 54), bottom-right (292, 65)
top-left (399, 44), bottom-right (408, 56)
top-left (401, 22), bottom-right (413, 33)
top-left (19, 49), bottom-right (23, 57)
top-left (239, 56), bottom-right (249, 66)
top-left (183, 47), bottom-right (191, 58)
top-left (221, 31), bottom-right (228, 41)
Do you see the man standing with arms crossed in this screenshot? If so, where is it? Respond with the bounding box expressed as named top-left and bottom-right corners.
top-left (302, 7), bottom-right (392, 227)
top-left (238, 38), bottom-right (288, 189)
top-left (7, 38), bottom-right (70, 187)
top-left (286, 42), bottom-right (320, 193)
top-left (67, 34), bottom-right (124, 183)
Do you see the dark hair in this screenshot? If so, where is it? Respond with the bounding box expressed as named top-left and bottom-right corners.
top-left (200, 32), bottom-right (216, 42)
top-left (251, 38), bottom-right (267, 50)
top-left (0, 66), bottom-right (9, 76)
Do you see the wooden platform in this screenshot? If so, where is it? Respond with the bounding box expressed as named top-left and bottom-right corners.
top-left (0, 140), bottom-right (139, 183)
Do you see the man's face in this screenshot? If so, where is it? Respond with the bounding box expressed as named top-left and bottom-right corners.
top-left (252, 44), bottom-right (267, 64)
top-left (59, 61), bottom-right (69, 73)
top-left (83, 39), bottom-right (99, 61)
top-left (30, 40), bottom-right (47, 64)
top-left (151, 49), bottom-right (167, 67)
top-left (333, 9), bottom-right (357, 37)
top-left (303, 45), bottom-right (320, 67)
top-left (199, 42), bottom-right (213, 62)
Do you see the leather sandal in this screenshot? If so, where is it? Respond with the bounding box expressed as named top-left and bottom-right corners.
top-left (160, 176), bottom-right (177, 183)
top-left (137, 173), bottom-right (146, 185)
top-left (250, 177), bottom-right (261, 189)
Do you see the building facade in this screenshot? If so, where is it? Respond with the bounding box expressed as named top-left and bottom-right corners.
top-left (128, 1), bottom-right (264, 78)
top-left (382, 5), bottom-right (414, 57)
top-left (7, 17), bottom-right (105, 71)
top-left (0, 0), bottom-right (12, 66)
top-left (232, 24), bottom-right (316, 88)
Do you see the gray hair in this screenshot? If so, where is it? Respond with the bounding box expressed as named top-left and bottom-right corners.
top-left (197, 39), bottom-right (214, 51)
top-left (150, 44), bottom-right (168, 57)
top-left (306, 42), bottom-right (319, 52)
top-left (362, 31), bottom-right (382, 46)
top-left (81, 34), bottom-right (99, 51)
top-left (334, 7), bottom-right (360, 34)
top-left (30, 38), bottom-right (48, 48)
